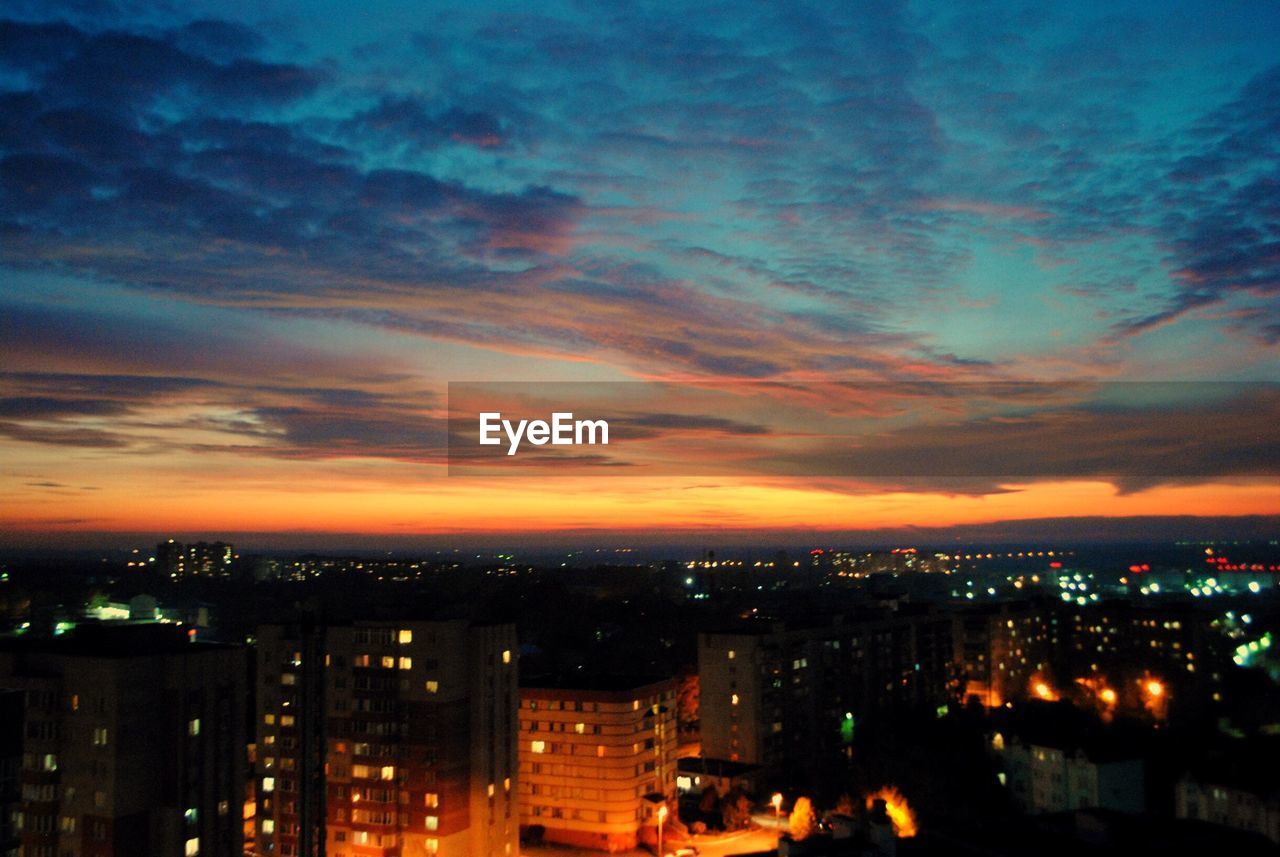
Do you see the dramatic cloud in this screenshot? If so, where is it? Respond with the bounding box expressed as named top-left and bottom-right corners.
top-left (2, 1), bottom-right (1278, 538)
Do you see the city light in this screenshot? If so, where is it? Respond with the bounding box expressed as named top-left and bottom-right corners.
top-left (866, 786), bottom-right (918, 838)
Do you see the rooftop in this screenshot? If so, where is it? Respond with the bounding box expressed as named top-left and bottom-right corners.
top-left (0, 622), bottom-right (235, 658)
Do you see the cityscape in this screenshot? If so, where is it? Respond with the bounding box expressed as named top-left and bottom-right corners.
top-left (3, 0), bottom-right (1280, 856)
top-left (4, 539), bottom-right (1280, 855)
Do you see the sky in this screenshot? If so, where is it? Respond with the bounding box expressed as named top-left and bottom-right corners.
top-left (1, 1), bottom-right (1279, 548)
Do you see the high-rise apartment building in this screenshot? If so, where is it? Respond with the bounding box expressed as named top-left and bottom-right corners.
top-left (254, 619), bottom-right (518, 857)
top-left (958, 600), bottom-right (1056, 708)
top-left (0, 624), bottom-right (247, 857)
top-left (1, 689), bottom-right (22, 857)
top-left (155, 540), bottom-right (234, 580)
top-left (698, 607), bottom-right (955, 777)
top-left (518, 677), bottom-right (677, 852)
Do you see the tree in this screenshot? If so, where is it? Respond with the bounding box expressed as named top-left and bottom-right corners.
top-left (677, 671), bottom-right (700, 735)
top-left (698, 781), bottom-right (720, 816)
top-left (789, 796), bottom-right (816, 841)
top-left (720, 786), bottom-right (752, 830)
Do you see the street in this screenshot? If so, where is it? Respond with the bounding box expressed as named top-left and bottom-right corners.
top-left (522, 826), bottom-right (780, 857)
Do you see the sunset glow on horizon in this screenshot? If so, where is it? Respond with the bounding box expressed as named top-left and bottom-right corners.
top-left (2, 2), bottom-right (1278, 546)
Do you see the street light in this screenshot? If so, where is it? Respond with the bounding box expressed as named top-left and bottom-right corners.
top-left (772, 792), bottom-right (783, 837)
top-left (657, 802), bottom-right (668, 857)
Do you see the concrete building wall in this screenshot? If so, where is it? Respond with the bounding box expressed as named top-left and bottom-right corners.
top-left (517, 679), bottom-right (677, 852)
top-left (698, 611), bottom-right (956, 776)
top-left (1000, 741), bottom-right (1144, 815)
top-left (255, 619), bottom-right (518, 857)
top-left (1177, 778), bottom-right (1280, 844)
top-left (0, 629), bottom-right (246, 857)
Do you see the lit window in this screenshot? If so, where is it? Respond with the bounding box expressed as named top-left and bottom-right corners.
top-left (352, 765), bottom-right (370, 779)
top-left (380, 766), bottom-right (395, 780)
top-left (399, 657), bottom-right (412, 670)
top-left (426, 839), bottom-right (439, 854)
top-left (425, 681), bottom-right (439, 694)
top-left (399, 629), bottom-right (413, 644)
top-left (280, 715), bottom-right (295, 727)
top-left (381, 656), bottom-right (395, 669)
top-left (530, 741), bottom-right (546, 754)
top-left (425, 793), bottom-right (439, 808)
top-left (504, 777), bottom-right (511, 791)
top-left (425, 816), bottom-right (438, 831)
top-left (502, 650), bottom-right (512, 664)
top-left (728, 650), bottom-right (736, 660)
top-left (488, 783), bottom-right (495, 797)
top-left (264, 714), bottom-right (275, 725)
top-left (280, 674), bottom-right (296, 686)
top-left (188, 718), bottom-right (201, 736)
top-left (262, 778), bottom-right (275, 793)
top-left (92, 727), bottom-right (109, 746)
top-left (262, 819), bottom-right (275, 834)
top-left (185, 837), bottom-right (199, 857)
top-left (731, 694), bottom-right (739, 706)
top-left (574, 722), bottom-right (586, 734)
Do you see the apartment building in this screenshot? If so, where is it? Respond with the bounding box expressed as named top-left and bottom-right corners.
top-left (254, 618), bottom-right (518, 857)
top-left (0, 624), bottom-right (247, 857)
top-left (698, 607), bottom-right (955, 776)
top-left (518, 677), bottom-right (677, 852)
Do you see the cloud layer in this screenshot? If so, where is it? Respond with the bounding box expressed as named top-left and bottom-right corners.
top-left (2, 1), bottom-right (1278, 536)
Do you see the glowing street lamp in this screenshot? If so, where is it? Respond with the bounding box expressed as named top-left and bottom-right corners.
top-left (772, 792), bottom-right (784, 837)
top-left (657, 803), bottom-right (668, 857)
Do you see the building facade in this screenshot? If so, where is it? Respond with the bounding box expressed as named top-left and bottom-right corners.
top-left (155, 540), bottom-right (235, 580)
top-left (698, 608), bottom-right (956, 776)
top-left (993, 735), bottom-right (1144, 815)
top-left (0, 624), bottom-right (247, 857)
top-left (1176, 776), bottom-right (1280, 844)
top-left (0, 689), bottom-right (22, 857)
top-left (958, 601), bottom-right (1057, 708)
top-left (518, 678), bottom-right (677, 852)
top-left (255, 619), bottom-right (518, 857)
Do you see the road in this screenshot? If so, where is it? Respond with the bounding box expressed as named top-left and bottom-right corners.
top-left (686, 827), bottom-right (779, 855)
top-left (522, 826), bottom-right (779, 857)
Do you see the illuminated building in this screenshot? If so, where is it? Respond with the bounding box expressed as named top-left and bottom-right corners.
top-left (674, 757), bottom-right (761, 798)
top-left (254, 619), bottom-right (518, 857)
top-left (156, 540), bottom-right (235, 580)
top-left (0, 624), bottom-right (247, 857)
top-left (958, 598), bottom-right (1225, 719)
top-left (698, 607), bottom-right (955, 776)
top-left (959, 601), bottom-right (1055, 707)
top-left (1061, 600), bottom-right (1208, 678)
top-left (518, 677), bottom-right (677, 852)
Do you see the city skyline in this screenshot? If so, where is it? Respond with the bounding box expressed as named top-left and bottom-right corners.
top-left (3, 1), bottom-right (1279, 543)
